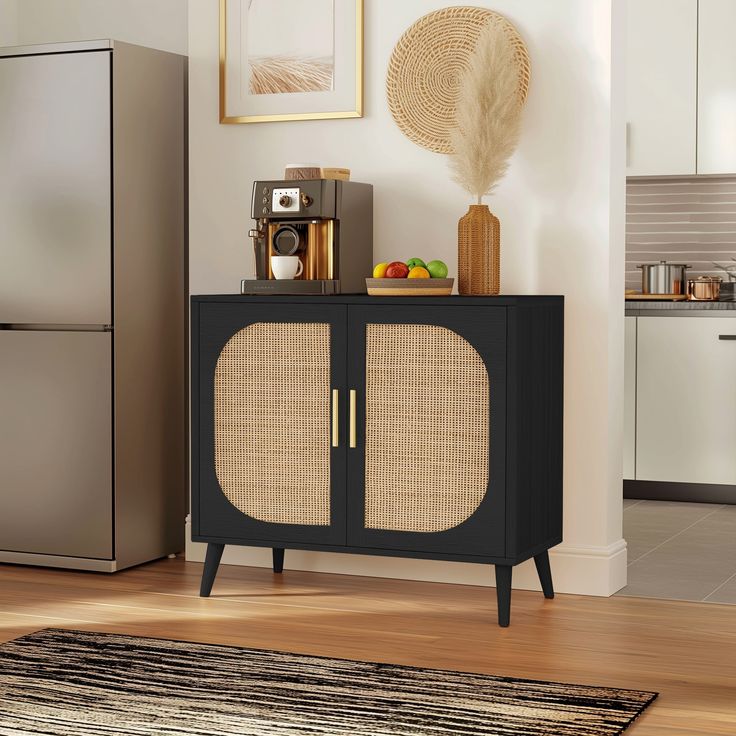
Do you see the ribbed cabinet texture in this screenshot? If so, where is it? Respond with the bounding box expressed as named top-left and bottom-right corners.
top-left (191, 296), bottom-right (564, 627)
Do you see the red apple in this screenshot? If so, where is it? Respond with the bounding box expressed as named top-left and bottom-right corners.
top-left (385, 261), bottom-right (409, 278)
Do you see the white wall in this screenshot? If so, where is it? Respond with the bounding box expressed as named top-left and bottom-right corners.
top-left (0, 0), bottom-right (18, 46)
top-left (188, 0), bottom-right (628, 596)
top-left (14, 0), bottom-right (187, 54)
top-left (10, 0), bottom-right (627, 596)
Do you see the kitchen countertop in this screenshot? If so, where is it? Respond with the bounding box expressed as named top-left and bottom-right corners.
top-left (626, 300), bottom-right (736, 316)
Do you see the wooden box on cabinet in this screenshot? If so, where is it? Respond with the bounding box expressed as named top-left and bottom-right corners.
top-left (191, 295), bottom-right (564, 626)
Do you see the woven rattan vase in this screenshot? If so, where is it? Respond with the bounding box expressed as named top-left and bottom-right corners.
top-left (458, 205), bottom-right (500, 295)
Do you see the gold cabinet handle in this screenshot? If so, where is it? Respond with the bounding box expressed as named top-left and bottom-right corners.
top-left (332, 389), bottom-right (339, 448)
top-left (349, 389), bottom-right (357, 448)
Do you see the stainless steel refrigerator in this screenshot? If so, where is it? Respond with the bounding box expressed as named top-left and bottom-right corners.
top-left (0, 40), bottom-right (186, 571)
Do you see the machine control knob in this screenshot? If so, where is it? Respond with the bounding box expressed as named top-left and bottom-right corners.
top-left (279, 194), bottom-right (292, 207)
top-left (300, 192), bottom-right (313, 208)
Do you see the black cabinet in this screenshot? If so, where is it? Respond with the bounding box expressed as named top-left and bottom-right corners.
top-left (191, 295), bottom-right (564, 626)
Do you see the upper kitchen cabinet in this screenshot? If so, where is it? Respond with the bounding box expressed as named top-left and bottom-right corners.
top-left (626, 0), bottom-right (697, 177)
top-left (627, 0), bottom-right (736, 177)
top-left (697, 0), bottom-right (736, 174)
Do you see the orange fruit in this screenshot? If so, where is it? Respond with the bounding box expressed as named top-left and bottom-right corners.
top-left (408, 266), bottom-right (430, 279)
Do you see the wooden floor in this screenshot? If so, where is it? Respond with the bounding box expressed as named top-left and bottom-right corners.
top-left (1, 557), bottom-right (734, 735)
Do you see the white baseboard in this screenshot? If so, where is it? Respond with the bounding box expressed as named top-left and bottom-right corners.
top-left (184, 519), bottom-right (627, 597)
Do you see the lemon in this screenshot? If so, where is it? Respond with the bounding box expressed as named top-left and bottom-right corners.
top-left (372, 262), bottom-right (389, 278)
top-left (407, 266), bottom-right (430, 279)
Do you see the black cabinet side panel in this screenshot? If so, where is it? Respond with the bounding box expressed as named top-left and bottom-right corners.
top-left (506, 303), bottom-right (564, 558)
top-left (191, 300), bottom-right (201, 537)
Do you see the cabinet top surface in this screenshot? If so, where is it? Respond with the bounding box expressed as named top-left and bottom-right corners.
top-left (626, 301), bottom-right (736, 316)
top-left (192, 294), bottom-right (564, 306)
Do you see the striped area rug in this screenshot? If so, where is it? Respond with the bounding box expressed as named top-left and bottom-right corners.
top-left (0, 629), bottom-right (656, 735)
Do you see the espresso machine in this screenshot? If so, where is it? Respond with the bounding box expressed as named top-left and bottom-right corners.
top-left (241, 179), bottom-right (373, 294)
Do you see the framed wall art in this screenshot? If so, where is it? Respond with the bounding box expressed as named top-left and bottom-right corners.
top-left (219, 0), bottom-right (364, 124)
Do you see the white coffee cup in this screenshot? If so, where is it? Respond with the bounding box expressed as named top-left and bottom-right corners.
top-left (271, 256), bottom-right (303, 280)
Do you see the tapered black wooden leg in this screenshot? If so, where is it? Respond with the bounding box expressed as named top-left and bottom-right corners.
top-left (200, 543), bottom-right (224, 597)
top-left (534, 550), bottom-right (555, 599)
top-left (272, 547), bottom-right (285, 574)
top-left (495, 565), bottom-right (513, 627)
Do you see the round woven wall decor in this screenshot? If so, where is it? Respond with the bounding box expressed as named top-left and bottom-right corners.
top-left (387, 6), bottom-right (530, 154)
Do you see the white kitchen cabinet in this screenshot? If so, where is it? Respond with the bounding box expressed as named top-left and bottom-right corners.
top-left (697, 0), bottom-right (736, 174)
top-left (624, 317), bottom-right (637, 480)
top-left (636, 316), bottom-right (736, 485)
top-left (626, 0), bottom-right (697, 177)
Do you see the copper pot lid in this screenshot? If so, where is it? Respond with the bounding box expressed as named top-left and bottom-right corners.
top-left (689, 275), bottom-right (722, 283)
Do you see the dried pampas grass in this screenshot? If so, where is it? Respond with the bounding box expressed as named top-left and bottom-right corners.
top-left (449, 22), bottom-right (524, 203)
top-left (249, 56), bottom-right (333, 95)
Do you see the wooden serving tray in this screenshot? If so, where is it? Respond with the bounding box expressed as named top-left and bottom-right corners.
top-left (625, 293), bottom-right (688, 301)
top-left (366, 278), bottom-right (454, 296)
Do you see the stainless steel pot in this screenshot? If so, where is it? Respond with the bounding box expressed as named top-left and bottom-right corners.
top-left (638, 261), bottom-right (691, 295)
top-left (687, 275), bottom-right (722, 301)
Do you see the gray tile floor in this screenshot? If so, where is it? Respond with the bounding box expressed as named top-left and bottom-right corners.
top-left (616, 499), bottom-right (736, 603)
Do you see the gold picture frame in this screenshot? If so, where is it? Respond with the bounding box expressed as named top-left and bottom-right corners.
top-left (219, 0), bottom-right (364, 124)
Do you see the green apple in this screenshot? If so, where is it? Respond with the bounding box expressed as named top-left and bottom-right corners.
top-left (406, 257), bottom-right (426, 271)
top-left (426, 260), bottom-right (448, 278)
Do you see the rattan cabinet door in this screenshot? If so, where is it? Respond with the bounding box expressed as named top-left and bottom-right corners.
top-left (346, 306), bottom-right (506, 557)
top-left (193, 303), bottom-right (347, 546)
